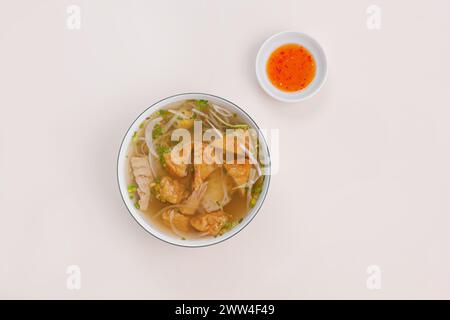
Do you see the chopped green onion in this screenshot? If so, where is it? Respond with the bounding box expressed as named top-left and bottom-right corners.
top-left (152, 123), bottom-right (163, 139)
top-left (219, 220), bottom-right (239, 235)
top-left (194, 99), bottom-right (208, 111)
top-left (127, 184), bottom-right (138, 193)
top-left (150, 179), bottom-right (161, 198)
top-left (132, 131), bottom-right (139, 142)
top-left (156, 144), bottom-right (171, 167)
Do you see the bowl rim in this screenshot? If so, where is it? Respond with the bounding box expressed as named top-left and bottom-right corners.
top-left (255, 30), bottom-right (328, 103)
top-left (116, 92), bottom-right (271, 248)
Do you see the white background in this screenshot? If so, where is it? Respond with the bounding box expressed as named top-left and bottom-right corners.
top-left (1, 0), bottom-right (449, 299)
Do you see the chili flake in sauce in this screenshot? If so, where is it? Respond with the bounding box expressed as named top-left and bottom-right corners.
top-left (266, 43), bottom-right (316, 92)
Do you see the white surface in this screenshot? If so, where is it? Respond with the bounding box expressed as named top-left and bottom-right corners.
top-left (1, 0), bottom-right (450, 299)
top-left (256, 31), bottom-right (327, 102)
top-left (117, 93), bottom-right (271, 247)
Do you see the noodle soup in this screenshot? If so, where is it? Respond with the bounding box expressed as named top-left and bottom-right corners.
top-left (118, 94), bottom-right (270, 246)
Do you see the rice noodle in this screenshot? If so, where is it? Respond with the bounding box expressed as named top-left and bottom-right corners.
top-left (133, 137), bottom-right (147, 157)
top-left (153, 204), bottom-right (197, 219)
top-left (141, 140), bottom-right (148, 154)
top-left (187, 231), bottom-right (211, 239)
top-left (212, 103), bottom-right (233, 118)
top-left (197, 232), bottom-right (210, 237)
top-left (191, 108), bottom-right (209, 118)
top-left (168, 210), bottom-right (185, 239)
top-left (132, 140), bottom-right (144, 157)
top-left (147, 152), bottom-right (157, 178)
top-left (206, 109), bottom-right (224, 128)
top-left (192, 108), bottom-right (223, 129)
top-left (205, 118), bottom-right (223, 138)
top-left (232, 175), bottom-right (260, 191)
top-left (162, 115), bottom-right (177, 133)
top-left (209, 109), bottom-right (247, 129)
top-left (246, 168), bottom-right (257, 210)
top-left (168, 109), bottom-right (190, 119)
top-left (144, 117), bottom-right (162, 158)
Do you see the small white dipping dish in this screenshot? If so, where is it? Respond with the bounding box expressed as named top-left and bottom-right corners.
top-left (255, 31), bottom-right (327, 103)
top-left (117, 93), bottom-right (271, 248)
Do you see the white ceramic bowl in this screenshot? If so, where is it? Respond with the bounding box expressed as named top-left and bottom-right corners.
top-left (255, 31), bottom-right (328, 102)
top-left (117, 93), bottom-right (271, 247)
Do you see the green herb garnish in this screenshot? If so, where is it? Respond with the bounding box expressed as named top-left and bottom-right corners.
top-left (158, 109), bottom-right (168, 116)
top-left (152, 123), bottom-right (163, 139)
top-left (249, 177), bottom-right (264, 208)
top-left (127, 184), bottom-right (138, 193)
top-left (132, 131), bottom-right (139, 143)
top-left (150, 178), bottom-right (162, 199)
top-left (156, 144), bottom-right (171, 167)
top-left (219, 220), bottom-right (239, 235)
top-left (194, 99), bottom-right (208, 111)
